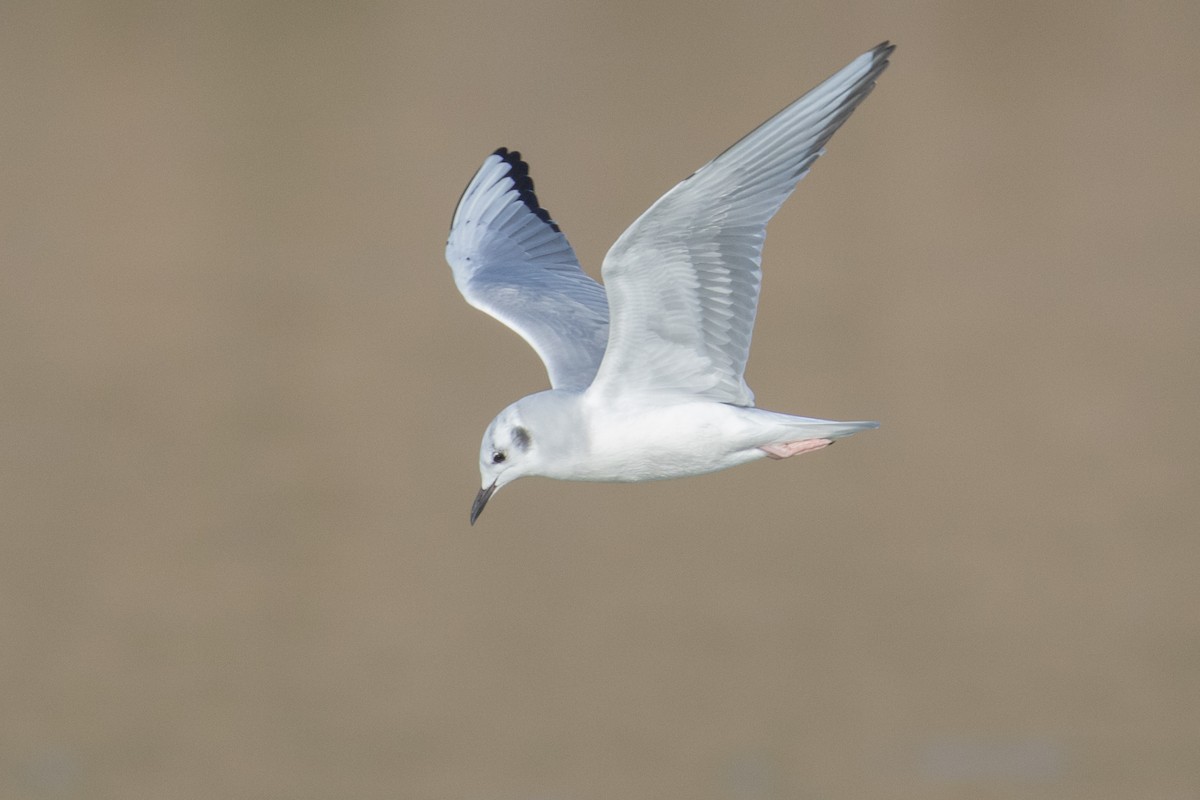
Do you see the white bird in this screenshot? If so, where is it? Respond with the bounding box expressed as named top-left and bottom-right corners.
top-left (446, 42), bottom-right (892, 524)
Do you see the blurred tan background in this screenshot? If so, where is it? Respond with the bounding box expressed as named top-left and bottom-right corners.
top-left (2, 1), bottom-right (1198, 798)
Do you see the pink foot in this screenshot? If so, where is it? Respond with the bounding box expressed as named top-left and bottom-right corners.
top-left (759, 438), bottom-right (834, 460)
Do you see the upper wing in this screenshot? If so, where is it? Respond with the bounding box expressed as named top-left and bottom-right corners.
top-left (445, 148), bottom-right (609, 391)
top-left (589, 43), bottom-right (893, 405)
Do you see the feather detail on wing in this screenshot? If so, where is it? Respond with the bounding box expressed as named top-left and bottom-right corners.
top-left (590, 43), bottom-right (893, 405)
top-left (446, 148), bottom-right (609, 391)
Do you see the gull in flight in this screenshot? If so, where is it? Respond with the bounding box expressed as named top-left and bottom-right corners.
top-left (446, 42), bottom-right (893, 524)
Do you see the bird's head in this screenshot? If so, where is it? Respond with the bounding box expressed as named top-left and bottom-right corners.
top-left (471, 401), bottom-right (539, 525)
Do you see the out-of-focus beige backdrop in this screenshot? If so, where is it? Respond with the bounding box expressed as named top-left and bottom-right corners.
top-left (3, 2), bottom-right (1197, 798)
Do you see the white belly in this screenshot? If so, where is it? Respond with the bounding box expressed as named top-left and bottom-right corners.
top-left (574, 399), bottom-right (768, 482)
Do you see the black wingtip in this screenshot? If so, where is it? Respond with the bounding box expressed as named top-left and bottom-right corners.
top-left (491, 147), bottom-right (562, 233)
top-left (870, 42), bottom-right (896, 74)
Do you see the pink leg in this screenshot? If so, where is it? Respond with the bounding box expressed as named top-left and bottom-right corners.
top-left (759, 438), bottom-right (834, 460)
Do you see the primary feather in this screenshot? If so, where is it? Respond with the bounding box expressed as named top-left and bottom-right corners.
top-left (590, 43), bottom-right (893, 405)
top-left (445, 148), bottom-right (609, 391)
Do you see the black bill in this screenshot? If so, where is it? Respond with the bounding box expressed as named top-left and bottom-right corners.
top-left (470, 481), bottom-right (497, 525)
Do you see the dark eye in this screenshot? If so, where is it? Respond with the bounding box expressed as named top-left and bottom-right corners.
top-left (491, 451), bottom-right (506, 464)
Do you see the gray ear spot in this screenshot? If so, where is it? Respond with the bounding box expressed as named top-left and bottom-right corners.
top-left (512, 426), bottom-right (531, 450)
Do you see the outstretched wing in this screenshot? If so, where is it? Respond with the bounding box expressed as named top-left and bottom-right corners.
top-left (589, 43), bottom-right (893, 405)
top-left (446, 148), bottom-right (609, 391)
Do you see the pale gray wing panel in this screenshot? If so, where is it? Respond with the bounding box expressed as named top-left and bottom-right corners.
top-left (446, 149), bottom-right (609, 391)
top-left (592, 43), bottom-right (893, 405)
